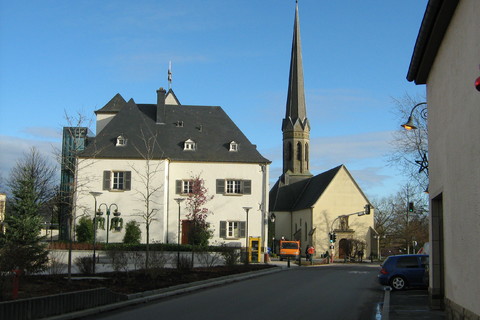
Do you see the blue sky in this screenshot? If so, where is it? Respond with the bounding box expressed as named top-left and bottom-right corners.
top-left (0, 0), bottom-right (427, 199)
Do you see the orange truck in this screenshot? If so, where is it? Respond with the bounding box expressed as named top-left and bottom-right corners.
top-left (279, 240), bottom-right (301, 261)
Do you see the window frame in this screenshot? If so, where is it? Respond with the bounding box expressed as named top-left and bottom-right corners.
top-left (184, 139), bottom-right (196, 151)
top-left (216, 179), bottom-right (251, 195)
top-left (116, 135), bottom-right (127, 147)
top-left (103, 170), bottom-right (131, 191)
top-left (229, 141), bottom-right (239, 152)
top-left (220, 220), bottom-right (246, 239)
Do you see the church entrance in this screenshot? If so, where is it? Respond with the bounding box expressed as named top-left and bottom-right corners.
top-left (338, 238), bottom-right (351, 259)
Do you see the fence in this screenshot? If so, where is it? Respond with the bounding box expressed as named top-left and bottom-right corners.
top-left (0, 287), bottom-right (127, 320)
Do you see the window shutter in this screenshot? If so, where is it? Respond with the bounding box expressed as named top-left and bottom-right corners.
top-left (216, 179), bottom-right (225, 194)
top-left (176, 180), bottom-right (182, 194)
top-left (103, 171), bottom-right (110, 190)
top-left (220, 221), bottom-right (226, 238)
top-left (125, 171), bottom-right (131, 190)
top-left (239, 221), bottom-right (246, 238)
top-left (243, 180), bottom-right (251, 195)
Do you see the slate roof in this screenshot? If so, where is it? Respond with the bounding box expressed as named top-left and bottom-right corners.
top-left (269, 165), bottom-right (343, 211)
top-left (80, 94), bottom-right (270, 164)
top-left (407, 0), bottom-right (459, 84)
top-left (95, 93), bottom-right (127, 114)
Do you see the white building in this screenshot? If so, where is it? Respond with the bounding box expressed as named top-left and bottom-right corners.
top-left (72, 88), bottom-right (270, 251)
top-left (407, 0), bottom-right (480, 318)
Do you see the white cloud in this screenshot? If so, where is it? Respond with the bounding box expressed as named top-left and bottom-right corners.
top-left (0, 135), bottom-right (60, 183)
top-left (309, 131), bottom-right (394, 169)
top-left (21, 127), bottom-right (62, 140)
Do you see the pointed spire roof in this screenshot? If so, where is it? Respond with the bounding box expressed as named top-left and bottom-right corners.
top-left (95, 93), bottom-right (127, 114)
top-left (284, 1), bottom-right (307, 128)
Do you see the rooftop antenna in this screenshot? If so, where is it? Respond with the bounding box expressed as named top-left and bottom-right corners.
top-left (168, 61), bottom-right (172, 90)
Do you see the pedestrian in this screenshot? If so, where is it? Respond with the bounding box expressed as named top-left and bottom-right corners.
top-left (307, 245), bottom-right (315, 264)
top-left (357, 250), bottom-right (364, 262)
top-left (305, 245), bottom-right (311, 261)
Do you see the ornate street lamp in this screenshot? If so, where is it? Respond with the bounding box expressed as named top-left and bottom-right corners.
top-left (243, 207), bottom-right (252, 263)
top-left (174, 198), bottom-right (185, 267)
top-left (89, 191), bottom-right (102, 274)
top-left (401, 102), bottom-right (427, 130)
top-left (97, 203), bottom-right (120, 244)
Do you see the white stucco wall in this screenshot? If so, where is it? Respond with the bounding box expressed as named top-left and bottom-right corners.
top-left (426, 0), bottom-right (480, 315)
top-left (168, 162), bottom-right (269, 248)
top-left (95, 114), bottom-right (116, 135)
top-left (75, 158), bottom-right (269, 249)
top-left (75, 158), bottom-right (167, 244)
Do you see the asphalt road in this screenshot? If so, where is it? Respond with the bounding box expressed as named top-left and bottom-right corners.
top-left (86, 264), bottom-right (384, 320)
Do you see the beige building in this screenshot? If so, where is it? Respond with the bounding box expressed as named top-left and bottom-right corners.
top-left (407, 0), bottom-right (480, 318)
top-left (269, 3), bottom-right (375, 259)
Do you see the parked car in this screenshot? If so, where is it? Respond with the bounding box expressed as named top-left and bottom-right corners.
top-left (378, 254), bottom-right (429, 290)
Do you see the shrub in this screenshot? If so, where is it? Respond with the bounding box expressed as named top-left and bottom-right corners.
top-left (106, 249), bottom-right (129, 273)
top-left (219, 246), bottom-right (240, 267)
top-left (123, 221), bottom-right (141, 244)
top-left (176, 254), bottom-right (193, 271)
top-left (196, 250), bottom-right (221, 268)
top-left (74, 256), bottom-right (93, 274)
top-left (48, 251), bottom-right (67, 275)
top-left (76, 216), bottom-right (94, 243)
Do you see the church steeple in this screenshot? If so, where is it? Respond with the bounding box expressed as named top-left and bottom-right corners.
top-left (282, 1), bottom-right (312, 184)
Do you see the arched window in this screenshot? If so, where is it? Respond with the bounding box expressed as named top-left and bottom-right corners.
top-left (287, 142), bottom-right (292, 161)
top-left (305, 143), bottom-right (309, 170)
top-left (296, 142), bottom-right (302, 161)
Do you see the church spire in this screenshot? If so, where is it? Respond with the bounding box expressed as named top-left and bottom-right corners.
top-left (281, 1), bottom-right (311, 183)
top-left (283, 0), bottom-right (307, 129)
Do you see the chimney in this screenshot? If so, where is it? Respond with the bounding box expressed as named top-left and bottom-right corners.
top-left (156, 87), bottom-right (167, 124)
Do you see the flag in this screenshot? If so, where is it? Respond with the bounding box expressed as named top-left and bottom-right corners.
top-left (168, 61), bottom-right (172, 83)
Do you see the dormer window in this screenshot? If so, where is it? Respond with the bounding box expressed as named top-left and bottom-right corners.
top-left (184, 139), bottom-right (196, 151)
top-left (229, 141), bottom-right (239, 152)
top-left (116, 135), bottom-right (127, 147)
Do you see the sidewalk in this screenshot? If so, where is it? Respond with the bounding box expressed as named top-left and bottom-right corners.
top-left (383, 287), bottom-right (445, 319)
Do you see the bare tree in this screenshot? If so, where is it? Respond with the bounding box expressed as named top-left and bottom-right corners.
top-left (372, 183), bottom-right (428, 255)
top-left (7, 147), bottom-right (57, 209)
top-left (388, 93), bottom-right (429, 192)
top-left (130, 128), bottom-right (164, 269)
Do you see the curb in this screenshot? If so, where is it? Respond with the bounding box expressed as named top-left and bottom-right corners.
top-left (382, 286), bottom-right (392, 320)
top-left (45, 266), bottom-right (282, 320)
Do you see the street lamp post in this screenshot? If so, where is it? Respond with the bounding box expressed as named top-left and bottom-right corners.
top-left (243, 207), bottom-right (252, 263)
top-left (174, 198), bottom-right (185, 267)
top-left (97, 203), bottom-right (119, 244)
top-left (89, 191), bottom-right (102, 274)
top-left (270, 213), bottom-right (276, 255)
top-left (401, 102), bottom-right (427, 130)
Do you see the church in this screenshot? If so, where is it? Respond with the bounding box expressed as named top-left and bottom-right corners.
top-left (269, 2), bottom-right (376, 260)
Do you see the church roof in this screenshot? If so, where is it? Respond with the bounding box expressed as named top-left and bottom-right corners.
top-left (80, 93), bottom-right (270, 164)
top-left (270, 165), bottom-right (343, 211)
